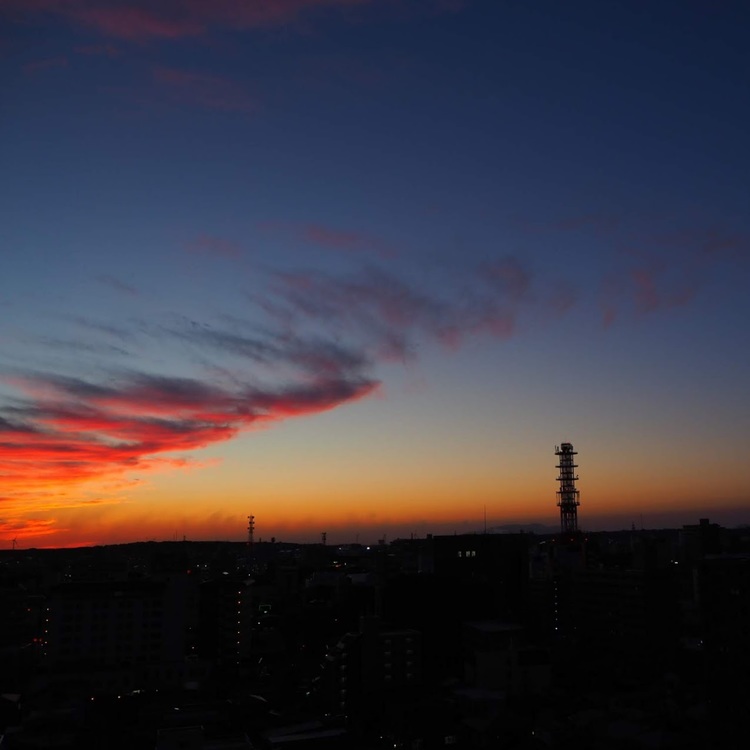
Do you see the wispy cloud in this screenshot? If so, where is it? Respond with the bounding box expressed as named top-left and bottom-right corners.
top-left (23, 56), bottom-right (68, 75)
top-left (259, 221), bottom-right (395, 258)
top-left (479, 258), bottom-right (532, 304)
top-left (302, 223), bottom-right (393, 256)
top-left (74, 42), bottom-right (120, 57)
top-left (96, 274), bottom-right (138, 296)
top-left (509, 214), bottom-right (744, 327)
top-left (2, 212), bottom-right (743, 536)
top-left (0, 517), bottom-right (59, 540)
top-left (185, 234), bottom-right (243, 260)
top-left (0, 252), bottom-right (538, 512)
top-left (599, 263), bottom-right (697, 327)
top-left (630, 267), bottom-right (697, 315)
top-left (153, 66), bottom-right (259, 114)
top-left (596, 224), bottom-right (741, 326)
top-left (3, 0), bottom-right (376, 42)
top-left (513, 212), bottom-right (622, 236)
top-left (23, 335), bottom-right (131, 359)
top-left (547, 213), bottom-right (621, 234)
top-left (0, 368), bottom-right (377, 506)
top-left (268, 263), bottom-right (525, 358)
top-left (545, 279), bottom-right (578, 316)
top-left (652, 227), bottom-right (750, 261)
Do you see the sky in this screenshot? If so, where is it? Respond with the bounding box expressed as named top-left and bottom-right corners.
top-left (1, 0), bottom-right (749, 548)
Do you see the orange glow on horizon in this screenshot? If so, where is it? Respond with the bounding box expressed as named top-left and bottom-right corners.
top-left (4, 472), bottom-right (748, 550)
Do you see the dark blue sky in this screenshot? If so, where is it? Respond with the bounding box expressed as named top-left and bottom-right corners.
top-left (2, 0), bottom-right (749, 546)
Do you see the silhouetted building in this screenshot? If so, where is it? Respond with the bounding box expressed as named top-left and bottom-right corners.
top-left (572, 567), bottom-right (679, 656)
top-left (43, 574), bottom-right (202, 693)
top-left (198, 576), bottom-right (252, 664)
top-left (319, 616), bottom-right (421, 717)
top-left (680, 517), bottom-right (723, 563)
top-left (463, 621), bottom-right (550, 695)
top-left (432, 533), bottom-right (530, 621)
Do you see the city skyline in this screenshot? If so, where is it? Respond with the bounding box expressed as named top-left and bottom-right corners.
top-left (2, 0), bottom-right (749, 547)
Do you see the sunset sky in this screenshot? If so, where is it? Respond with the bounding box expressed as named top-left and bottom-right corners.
top-left (2, 0), bottom-right (749, 548)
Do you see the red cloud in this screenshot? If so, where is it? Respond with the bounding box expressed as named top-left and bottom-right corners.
top-left (0, 371), bottom-right (377, 503)
top-left (0, 518), bottom-right (58, 540)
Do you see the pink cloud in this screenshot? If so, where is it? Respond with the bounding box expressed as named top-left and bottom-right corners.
top-left (5, 0), bottom-right (375, 42)
top-left (153, 66), bottom-right (259, 113)
top-left (545, 279), bottom-right (578, 316)
top-left (74, 42), bottom-right (120, 57)
top-left (259, 220), bottom-right (395, 258)
top-left (598, 273), bottom-right (625, 328)
top-left (185, 234), bottom-right (243, 260)
top-left (653, 227), bottom-right (750, 260)
top-left (480, 258), bottom-right (532, 303)
top-left (592, 220), bottom-right (749, 326)
top-left (599, 261), bottom-right (698, 326)
top-left (272, 264), bottom-right (521, 357)
top-left (602, 306), bottom-right (617, 329)
top-left (631, 268), bottom-right (660, 313)
top-left (304, 223), bottom-right (374, 252)
top-left (513, 212), bottom-right (621, 236)
top-left (23, 56), bottom-right (68, 75)
top-left (631, 267), bottom-right (697, 314)
top-left (548, 213), bottom-right (621, 234)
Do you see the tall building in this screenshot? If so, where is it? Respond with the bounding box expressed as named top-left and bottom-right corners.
top-left (43, 574), bottom-right (201, 693)
top-left (319, 616), bottom-right (421, 716)
top-left (432, 533), bottom-right (530, 621)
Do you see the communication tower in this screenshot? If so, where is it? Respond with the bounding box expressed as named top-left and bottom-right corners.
top-left (247, 515), bottom-right (255, 549)
top-left (555, 442), bottom-right (580, 534)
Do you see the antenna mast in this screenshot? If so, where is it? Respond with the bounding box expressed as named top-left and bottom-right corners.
top-left (555, 442), bottom-right (580, 535)
top-left (247, 515), bottom-right (255, 550)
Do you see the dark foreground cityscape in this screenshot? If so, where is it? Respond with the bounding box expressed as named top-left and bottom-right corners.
top-left (2, 519), bottom-right (749, 749)
top-left (1, 448), bottom-right (748, 748)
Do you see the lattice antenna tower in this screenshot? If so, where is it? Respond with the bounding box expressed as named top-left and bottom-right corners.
top-left (247, 515), bottom-right (255, 549)
top-left (555, 442), bottom-right (580, 535)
